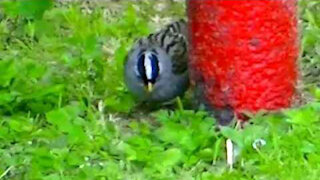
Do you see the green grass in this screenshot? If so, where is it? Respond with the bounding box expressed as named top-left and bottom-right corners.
top-left (0, 0), bottom-right (320, 179)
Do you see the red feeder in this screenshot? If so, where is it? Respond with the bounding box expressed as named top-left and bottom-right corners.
top-left (187, 0), bottom-right (299, 123)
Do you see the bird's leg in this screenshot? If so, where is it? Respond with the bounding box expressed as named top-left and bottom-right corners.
top-left (176, 97), bottom-right (184, 111)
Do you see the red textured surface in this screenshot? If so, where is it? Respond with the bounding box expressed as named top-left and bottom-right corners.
top-left (187, 0), bottom-right (299, 118)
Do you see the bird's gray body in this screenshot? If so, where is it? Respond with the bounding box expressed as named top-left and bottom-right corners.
top-left (124, 20), bottom-right (189, 103)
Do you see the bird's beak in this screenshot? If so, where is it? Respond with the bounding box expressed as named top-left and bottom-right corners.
top-left (147, 82), bottom-right (153, 92)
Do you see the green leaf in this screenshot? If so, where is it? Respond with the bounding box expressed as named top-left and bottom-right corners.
top-left (0, 90), bottom-right (16, 105)
top-left (17, 0), bottom-right (53, 19)
top-left (221, 127), bottom-right (244, 147)
top-left (8, 116), bottom-right (33, 133)
top-left (285, 105), bottom-right (320, 126)
top-left (46, 108), bottom-right (73, 133)
top-left (0, 1), bottom-right (19, 17)
top-left (67, 151), bottom-right (84, 166)
top-left (0, 60), bottom-right (17, 87)
top-left (300, 140), bottom-right (316, 154)
top-left (198, 148), bottom-right (214, 161)
top-left (152, 148), bottom-right (183, 172)
top-left (155, 122), bottom-right (192, 148)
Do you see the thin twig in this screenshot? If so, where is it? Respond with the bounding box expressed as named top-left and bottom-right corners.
top-left (0, 166), bottom-right (13, 179)
top-left (226, 139), bottom-right (233, 170)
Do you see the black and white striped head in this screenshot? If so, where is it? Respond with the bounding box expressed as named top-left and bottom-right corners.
top-left (136, 49), bottom-right (161, 92)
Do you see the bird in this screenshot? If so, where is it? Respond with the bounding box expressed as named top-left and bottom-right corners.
top-left (124, 19), bottom-right (189, 105)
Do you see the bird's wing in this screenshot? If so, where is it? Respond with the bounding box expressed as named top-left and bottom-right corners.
top-left (155, 19), bottom-right (188, 75)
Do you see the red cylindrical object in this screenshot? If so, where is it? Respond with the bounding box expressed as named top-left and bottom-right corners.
top-left (187, 0), bottom-right (299, 120)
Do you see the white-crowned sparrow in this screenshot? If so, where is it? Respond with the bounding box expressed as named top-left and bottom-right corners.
top-left (124, 19), bottom-right (189, 103)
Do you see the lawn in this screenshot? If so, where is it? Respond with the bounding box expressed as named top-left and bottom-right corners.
top-left (0, 0), bottom-right (320, 179)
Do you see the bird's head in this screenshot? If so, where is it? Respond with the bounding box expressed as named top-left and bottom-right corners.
top-left (136, 49), bottom-right (160, 92)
